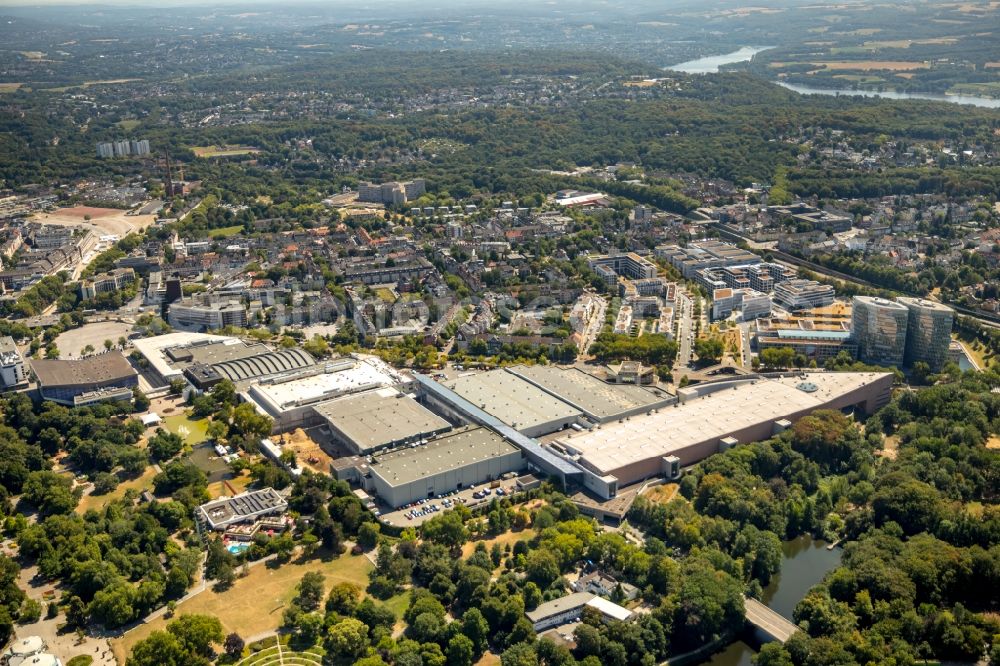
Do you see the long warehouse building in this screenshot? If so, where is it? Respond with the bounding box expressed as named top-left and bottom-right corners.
top-left (549, 372), bottom-right (892, 489)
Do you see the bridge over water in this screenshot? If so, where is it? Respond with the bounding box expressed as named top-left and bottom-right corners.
top-left (744, 597), bottom-right (799, 643)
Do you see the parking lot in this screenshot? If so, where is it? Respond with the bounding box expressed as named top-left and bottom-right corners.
top-left (378, 480), bottom-right (521, 528)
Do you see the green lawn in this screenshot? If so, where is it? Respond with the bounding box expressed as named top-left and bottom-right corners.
top-left (116, 119), bottom-right (141, 131)
top-left (209, 225), bottom-right (246, 239)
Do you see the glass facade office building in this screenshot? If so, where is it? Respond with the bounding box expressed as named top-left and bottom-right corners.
top-left (851, 296), bottom-right (909, 367)
top-left (898, 297), bottom-right (955, 371)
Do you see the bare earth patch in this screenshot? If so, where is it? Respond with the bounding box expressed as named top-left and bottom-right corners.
top-left (986, 436), bottom-right (1000, 450)
top-left (880, 435), bottom-right (901, 460)
top-left (32, 206), bottom-right (157, 237)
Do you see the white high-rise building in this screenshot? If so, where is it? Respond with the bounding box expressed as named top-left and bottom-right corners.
top-left (130, 139), bottom-right (150, 156)
top-left (113, 139), bottom-right (131, 157)
top-left (96, 142), bottom-right (114, 158)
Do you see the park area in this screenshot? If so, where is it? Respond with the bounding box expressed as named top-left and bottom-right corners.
top-left (236, 636), bottom-right (323, 665)
top-left (110, 551), bottom-right (374, 663)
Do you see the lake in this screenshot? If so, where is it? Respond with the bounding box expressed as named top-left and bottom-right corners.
top-left (666, 47), bottom-right (773, 74)
top-left (776, 82), bottom-right (1000, 110)
top-left (695, 535), bottom-right (843, 666)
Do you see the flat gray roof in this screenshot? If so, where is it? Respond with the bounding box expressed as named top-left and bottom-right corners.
top-left (443, 370), bottom-right (580, 432)
top-left (370, 426), bottom-right (519, 487)
top-left (507, 365), bottom-right (672, 421)
top-left (314, 387), bottom-right (451, 452)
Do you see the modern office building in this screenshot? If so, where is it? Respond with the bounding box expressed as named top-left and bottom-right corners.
top-left (526, 592), bottom-right (633, 632)
top-left (586, 253), bottom-right (658, 282)
top-left (0, 337), bottom-right (27, 389)
top-left (168, 297), bottom-right (249, 332)
top-left (851, 296), bottom-right (909, 367)
top-left (773, 279), bottom-right (835, 311)
top-left (30, 352), bottom-right (138, 406)
top-left (655, 241), bottom-right (761, 279)
top-left (897, 297), bottom-right (954, 371)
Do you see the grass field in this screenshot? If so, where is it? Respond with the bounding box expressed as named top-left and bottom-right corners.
top-left (0, 83), bottom-right (22, 93)
top-left (238, 637), bottom-right (323, 665)
top-left (811, 60), bottom-right (929, 71)
top-left (209, 225), bottom-right (246, 239)
top-left (460, 528), bottom-right (533, 559)
top-left (643, 483), bottom-right (680, 505)
top-left (191, 145), bottom-right (261, 158)
top-left (116, 119), bottom-right (141, 131)
top-left (111, 551), bottom-right (373, 663)
top-left (76, 467), bottom-right (157, 514)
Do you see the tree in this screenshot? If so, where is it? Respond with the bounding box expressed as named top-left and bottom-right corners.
top-left (295, 572), bottom-right (325, 612)
top-left (167, 614), bottom-right (223, 657)
top-left (148, 429), bottom-right (184, 461)
top-left (357, 522), bottom-right (380, 550)
top-left (755, 642), bottom-right (794, 666)
top-left (421, 511), bottom-right (468, 549)
top-left (694, 337), bottom-right (724, 364)
top-left (104, 339), bottom-right (113, 351)
top-left (223, 632), bottom-right (244, 659)
top-left (461, 607), bottom-right (490, 656)
top-left (326, 617), bottom-right (369, 662)
top-left (525, 550), bottom-right (560, 587)
top-left (500, 642), bottom-right (538, 666)
top-left (127, 630), bottom-right (204, 666)
top-left (447, 634), bottom-right (476, 666)
top-left (23, 471), bottom-right (79, 516)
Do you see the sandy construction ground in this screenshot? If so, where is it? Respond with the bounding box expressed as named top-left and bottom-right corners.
top-left (32, 205), bottom-right (157, 237)
top-left (276, 427), bottom-right (335, 475)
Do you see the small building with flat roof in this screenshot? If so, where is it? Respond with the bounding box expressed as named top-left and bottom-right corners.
top-left (314, 387), bottom-right (452, 454)
top-left (506, 365), bottom-right (674, 423)
top-left (443, 369), bottom-right (581, 437)
top-left (364, 426), bottom-right (525, 507)
top-left (197, 487), bottom-right (288, 531)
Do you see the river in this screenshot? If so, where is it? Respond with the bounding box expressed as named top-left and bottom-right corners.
top-left (776, 82), bottom-right (1000, 110)
top-left (666, 48), bottom-right (1000, 108)
top-left (695, 536), bottom-right (843, 666)
top-left (666, 47), bottom-right (773, 74)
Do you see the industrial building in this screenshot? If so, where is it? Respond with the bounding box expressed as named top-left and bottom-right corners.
top-left (363, 426), bottom-right (525, 507)
top-left (851, 296), bottom-right (909, 367)
top-left (506, 364), bottom-right (674, 423)
top-left (898, 297), bottom-right (955, 371)
top-left (197, 487), bottom-right (288, 531)
top-left (443, 370), bottom-right (582, 437)
top-left (131, 332), bottom-right (240, 386)
top-left (242, 356), bottom-right (406, 432)
top-left (548, 372), bottom-right (893, 488)
top-left (183, 346), bottom-right (316, 390)
top-left (314, 387), bottom-right (452, 455)
top-left (30, 353), bottom-right (138, 406)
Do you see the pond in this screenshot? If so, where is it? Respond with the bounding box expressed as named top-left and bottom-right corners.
top-left (695, 535), bottom-right (843, 666)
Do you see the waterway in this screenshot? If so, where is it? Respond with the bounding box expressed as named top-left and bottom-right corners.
top-left (695, 536), bottom-right (843, 666)
top-left (665, 48), bottom-right (1000, 108)
top-left (666, 47), bottom-right (773, 74)
top-left (776, 82), bottom-right (1000, 110)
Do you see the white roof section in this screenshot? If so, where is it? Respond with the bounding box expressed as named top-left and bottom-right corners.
top-left (131, 332), bottom-right (237, 381)
top-left (554, 372), bottom-right (889, 475)
top-left (4, 636), bottom-right (45, 658)
top-left (247, 356), bottom-right (405, 414)
top-left (586, 595), bottom-right (634, 622)
top-left (140, 413), bottom-right (161, 426)
top-left (443, 369), bottom-right (581, 432)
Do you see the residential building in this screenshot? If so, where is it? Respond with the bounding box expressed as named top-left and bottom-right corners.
top-left (78, 267), bottom-right (136, 300)
top-left (130, 139), bottom-right (150, 156)
top-left (113, 139), bottom-right (130, 157)
top-left (96, 142), bottom-right (114, 158)
top-left (852, 296), bottom-right (909, 367)
top-left (898, 297), bottom-right (954, 371)
top-left (357, 179), bottom-right (426, 205)
top-left (197, 487), bottom-right (288, 531)
top-left (586, 253), bottom-right (658, 281)
top-left (0, 337), bottom-right (27, 389)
